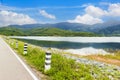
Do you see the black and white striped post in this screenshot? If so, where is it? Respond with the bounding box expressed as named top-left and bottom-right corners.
top-left (16, 41), bottom-right (18, 48)
top-left (23, 43), bottom-right (28, 55)
top-left (45, 51), bottom-right (52, 71)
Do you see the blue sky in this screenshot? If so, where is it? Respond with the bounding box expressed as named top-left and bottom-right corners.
top-left (2, 0), bottom-right (120, 7)
top-left (0, 0), bottom-right (120, 26)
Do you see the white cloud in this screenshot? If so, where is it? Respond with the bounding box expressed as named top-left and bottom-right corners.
top-left (68, 3), bottom-right (120, 25)
top-left (108, 3), bottom-right (120, 16)
top-left (39, 10), bottom-right (56, 19)
top-left (68, 14), bottom-right (103, 25)
top-left (86, 3), bottom-right (120, 17)
top-left (85, 5), bottom-right (107, 18)
top-left (0, 10), bottom-right (37, 26)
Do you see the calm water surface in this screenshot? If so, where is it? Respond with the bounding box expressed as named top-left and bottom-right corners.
top-left (18, 39), bottom-right (120, 50)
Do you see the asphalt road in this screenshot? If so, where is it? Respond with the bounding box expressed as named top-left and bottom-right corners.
top-left (0, 38), bottom-right (39, 80)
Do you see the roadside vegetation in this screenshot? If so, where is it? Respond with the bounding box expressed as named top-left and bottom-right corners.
top-left (4, 37), bottom-right (120, 80)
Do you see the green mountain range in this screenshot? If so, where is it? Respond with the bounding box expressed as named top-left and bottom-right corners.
top-left (0, 21), bottom-right (119, 36)
top-left (0, 27), bottom-right (99, 36)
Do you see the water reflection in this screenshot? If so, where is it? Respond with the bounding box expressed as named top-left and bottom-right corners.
top-left (18, 39), bottom-right (120, 50)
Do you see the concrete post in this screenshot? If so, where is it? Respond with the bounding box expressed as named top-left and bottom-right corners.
top-left (45, 51), bottom-right (52, 71)
top-left (16, 41), bottom-right (18, 49)
top-left (23, 43), bottom-right (28, 55)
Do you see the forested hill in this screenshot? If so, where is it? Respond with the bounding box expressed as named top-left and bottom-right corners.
top-left (0, 27), bottom-right (100, 36)
top-left (1, 21), bottom-right (120, 36)
top-left (28, 28), bottom-right (99, 36)
top-left (0, 27), bottom-right (25, 36)
top-left (5, 22), bottom-right (120, 36)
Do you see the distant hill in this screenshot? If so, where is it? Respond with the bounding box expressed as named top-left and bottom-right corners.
top-left (1, 21), bottom-right (120, 36)
top-left (96, 25), bottom-right (120, 36)
top-left (0, 27), bottom-right (25, 36)
top-left (0, 27), bottom-right (99, 36)
top-left (28, 28), bottom-right (98, 36)
top-left (9, 22), bottom-right (91, 31)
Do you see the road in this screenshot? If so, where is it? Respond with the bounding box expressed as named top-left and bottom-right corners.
top-left (0, 38), bottom-right (39, 80)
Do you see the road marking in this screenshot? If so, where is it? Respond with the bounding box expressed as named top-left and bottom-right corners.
top-left (2, 38), bottom-right (39, 80)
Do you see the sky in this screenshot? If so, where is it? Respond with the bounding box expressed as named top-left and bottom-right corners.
top-left (0, 0), bottom-right (120, 26)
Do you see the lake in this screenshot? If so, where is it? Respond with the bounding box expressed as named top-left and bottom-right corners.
top-left (10, 36), bottom-right (120, 55)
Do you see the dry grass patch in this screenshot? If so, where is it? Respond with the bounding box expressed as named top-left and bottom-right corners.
top-left (85, 55), bottom-right (120, 66)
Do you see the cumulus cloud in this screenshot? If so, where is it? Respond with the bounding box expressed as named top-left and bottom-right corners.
top-left (85, 5), bottom-right (107, 18)
top-left (85, 3), bottom-right (120, 17)
top-left (68, 5), bottom-right (104, 25)
top-left (68, 3), bottom-right (120, 25)
top-left (108, 3), bottom-right (120, 16)
top-left (0, 10), bottom-right (37, 26)
top-left (39, 10), bottom-right (56, 19)
top-left (68, 14), bottom-right (103, 25)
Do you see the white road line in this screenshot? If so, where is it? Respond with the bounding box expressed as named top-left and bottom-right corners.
top-left (2, 38), bottom-right (39, 80)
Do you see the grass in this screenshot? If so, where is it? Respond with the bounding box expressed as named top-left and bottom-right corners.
top-left (4, 37), bottom-right (120, 80)
top-left (103, 51), bottom-right (120, 60)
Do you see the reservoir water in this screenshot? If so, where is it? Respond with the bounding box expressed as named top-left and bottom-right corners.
top-left (10, 36), bottom-right (120, 55)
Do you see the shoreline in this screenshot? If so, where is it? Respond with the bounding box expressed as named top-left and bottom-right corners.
top-left (10, 36), bottom-right (120, 43)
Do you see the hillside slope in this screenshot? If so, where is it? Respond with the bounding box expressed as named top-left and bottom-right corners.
top-left (0, 27), bottom-right (99, 36)
top-left (96, 25), bottom-right (120, 36)
top-left (6, 22), bottom-right (120, 36)
top-left (0, 27), bottom-right (25, 36)
top-left (28, 28), bottom-right (98, 36)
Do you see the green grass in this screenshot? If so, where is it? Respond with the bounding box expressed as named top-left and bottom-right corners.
top-left (5, 38), bottom-right (114, 80)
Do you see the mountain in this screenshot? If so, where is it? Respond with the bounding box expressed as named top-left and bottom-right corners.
top-left (0, 27), bottom-right (99, 36)
top-left (2, 21), bottom-right (120, 36)
top-left (90, 21), bottom-right (120, 32)
top-left (28, 28), bottom-right (98, 36)
top-left (9, 22), bottom-right (91, 32)
top-left (8, 21), bottom-right (120, 31)
top-left (97, 25), bottom-right (120, 36)
top-left (9, 24), bottom-right (45, 29)
top-left (51, 22), bottom-right (92, 31)
top-left (0, 27), bottom-right (25, 36)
